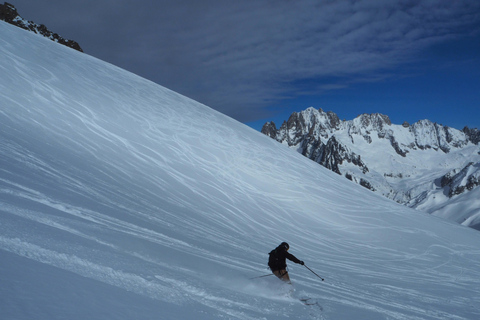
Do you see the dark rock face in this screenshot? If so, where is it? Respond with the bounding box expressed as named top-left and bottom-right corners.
top-left (440, 162), bottom-right (480, 198)
top-left (261, 122), bottom-right (277, 139)
top-left (313, 136), bottom-right (369, 176)
top-left (0, 2), bottom-right (83, 52)
top-left (463, 127), bottom-right (480, 145)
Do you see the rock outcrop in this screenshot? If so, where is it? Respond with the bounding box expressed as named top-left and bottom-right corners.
top-left (0, 2), bottom-right (83, 52)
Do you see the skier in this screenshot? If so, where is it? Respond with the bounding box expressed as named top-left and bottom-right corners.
top-left (268, 242), bottom-right (304, 283)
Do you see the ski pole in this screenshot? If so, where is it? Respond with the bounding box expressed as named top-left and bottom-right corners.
top-left (249, 273), bottom-right (274, 280)
top-left (304, 265), bottom-right (325, 281)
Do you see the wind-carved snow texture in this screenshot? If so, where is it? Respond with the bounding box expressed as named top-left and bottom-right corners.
top-left (262, 107), bottom-right (480, 230)
top-left (1, 21), bottom-right (480, 320)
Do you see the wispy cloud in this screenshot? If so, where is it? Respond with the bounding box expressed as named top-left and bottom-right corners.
top-left (15, 0), bottom-right (480, 122)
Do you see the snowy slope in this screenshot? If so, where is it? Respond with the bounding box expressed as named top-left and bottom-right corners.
top-left (1, 21), bottom-right (480, 320)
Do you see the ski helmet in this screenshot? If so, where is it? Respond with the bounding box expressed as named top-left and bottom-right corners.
top-left (280, 242), bottom-right (289, 250)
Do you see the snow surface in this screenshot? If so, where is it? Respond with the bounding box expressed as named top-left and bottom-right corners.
top-left (1, 21), bottom-right (480, 319)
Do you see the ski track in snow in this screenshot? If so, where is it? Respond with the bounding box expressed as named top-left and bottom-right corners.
top-left (1, 21), bottom-right (480, 319)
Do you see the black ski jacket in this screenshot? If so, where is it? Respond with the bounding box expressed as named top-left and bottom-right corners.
top-left (268, 245), bottom-right (302, 271)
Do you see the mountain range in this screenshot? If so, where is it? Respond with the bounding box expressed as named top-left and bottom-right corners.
top-left (262, 107), bottom-right (480, 230)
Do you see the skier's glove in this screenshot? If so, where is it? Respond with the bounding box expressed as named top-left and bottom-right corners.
top-left (300, 261), bottom-right (305, 265)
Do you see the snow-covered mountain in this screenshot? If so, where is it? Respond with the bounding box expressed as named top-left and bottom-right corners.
top-left (0, 2), bottom-right (82, 52)
top-left (262, 107), bottom-right (480, 230)
top-left (1, 20), bottom-right (480, 320)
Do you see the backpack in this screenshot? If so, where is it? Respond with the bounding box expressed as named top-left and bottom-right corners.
top-left (268, 249), bottom-right (280, 270)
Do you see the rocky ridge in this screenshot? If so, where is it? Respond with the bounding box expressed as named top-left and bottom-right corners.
top-left (0, 2), bottom-right (83, 52)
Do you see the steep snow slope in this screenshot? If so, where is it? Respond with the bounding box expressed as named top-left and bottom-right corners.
top-left (422, 185), bottom-right (480, 231)
top-left (1, 21), bottom-right (480, 320)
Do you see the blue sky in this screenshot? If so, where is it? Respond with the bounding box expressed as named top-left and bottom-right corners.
top-left (12, 0), bottom-right (480, 131)
top-left (249, 43), bottom-right (480, 131)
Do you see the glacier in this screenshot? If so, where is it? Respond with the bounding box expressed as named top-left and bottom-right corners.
top-left (1, 21), bottom-right (480, 320)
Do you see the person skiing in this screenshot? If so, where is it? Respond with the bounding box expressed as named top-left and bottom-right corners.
top-left (268, 242), bottom-right (304, 283)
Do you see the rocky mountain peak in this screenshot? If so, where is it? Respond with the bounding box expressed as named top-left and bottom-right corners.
top-left (260, 121), bottom-right (277, 139)
top-left (294, 108), bottom-right (340, 133)
top-left (347, 113), bottom-right (392, 143)
top-left (409, 120), bottom-right (470, 153)
top-left (355, 113), bottom-right (391, 129)
top-left (0, 2), bottom-right (83, 52)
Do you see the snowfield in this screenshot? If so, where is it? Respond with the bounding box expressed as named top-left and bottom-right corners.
top-left (1, 21), bottom-right (480, 320)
